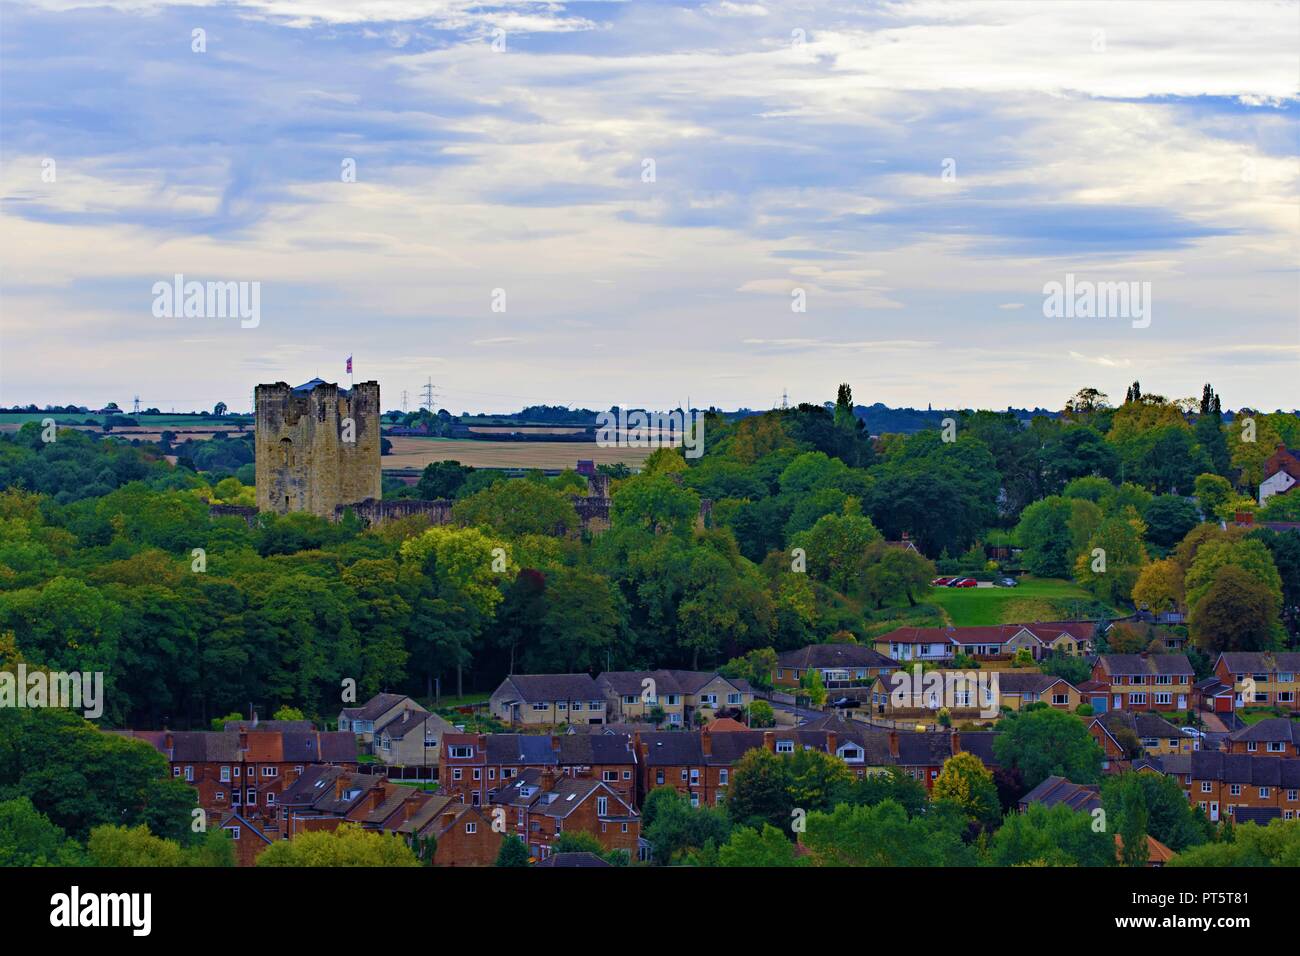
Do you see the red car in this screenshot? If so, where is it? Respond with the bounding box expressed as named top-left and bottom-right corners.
top-left (931, 576), bottom-right (953, 586)
top-left (948, 578), bottom-right (978, 588)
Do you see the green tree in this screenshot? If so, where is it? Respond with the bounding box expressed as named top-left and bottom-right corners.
top-left (992, 708), bottom-right (1103, 789)
top-left (987, 803), bottom-right (1113, 867)
top-left (257, 823), bottom-right (420, 866)
top-left (1168, 819), bottom-right (1300, 867)
top-left (0, 796), bottom-right (84, 866)
top-left (716, 823), bottom-right (805, 867)
top-left (932, 751), bottom-right (1000, 827)
top-left (452, 479), bottom-right (580, 537)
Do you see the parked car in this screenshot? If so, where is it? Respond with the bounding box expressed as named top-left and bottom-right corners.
top-left (931, 576), bottom-right (954, 586)
top-left (948, 578), bottom-right (977, 588)
top-left (1180, 726), bottom-right (1206, 739)
top-left (831, 697), bottom-right (861, 709)
top-left (994, 577), bottom-right (1018, 587)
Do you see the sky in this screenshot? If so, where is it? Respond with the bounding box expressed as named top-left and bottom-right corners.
top-left (1, 0), bottom-right (1298, 415)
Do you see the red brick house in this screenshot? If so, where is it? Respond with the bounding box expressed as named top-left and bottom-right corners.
top-left (490, 769), bottom-right (639, 861)
top-left (1090, 654), bottom-right (1194, 712)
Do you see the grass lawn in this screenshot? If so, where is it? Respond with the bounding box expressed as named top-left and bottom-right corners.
top-left (1237, 707), bottom-right (1299, 726)
top-left (925, 577), bottom-right (1120, 626)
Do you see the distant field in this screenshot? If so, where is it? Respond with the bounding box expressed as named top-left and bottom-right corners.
top-left (0, 413), bottom-right (251, 426)
top-left (384, 436), bottom-right (653, 470)
top-left (466, 426), bottom-right (588, 435)
top-left (926, 577), bottom-right (1119, 626)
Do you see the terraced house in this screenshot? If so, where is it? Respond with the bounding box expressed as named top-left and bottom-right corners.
top-left (1090, 653), bottom-right (1194, 713)
top-left (439, 732), bottom-right (638, 807)
top-left (597, 669), bottom-right (754, 726)
top-left (116, 727), bottom-right (357, 822)
top-left (490, 674), bottom-right (606, 726)
top-left (1145, 752), bottom-right (1300, 823)
top-left (490, 769), bottom-right (640, 861)
top-left (1212, 652), bottom-right (1300, 712)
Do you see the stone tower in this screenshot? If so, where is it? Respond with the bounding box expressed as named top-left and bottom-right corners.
top-left (254, 379), bottom-right (381, 517)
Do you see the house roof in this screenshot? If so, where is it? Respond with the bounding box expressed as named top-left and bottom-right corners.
top-left (217, 812), bottom-right (274, 844)
top-left (1019, 775), bottom-right (1102, 813)
top-left (1095, 710), bottom-right (1190, 739)
top-left (1232, 807), bottom-right (1282, 825)
top-left (1114, 833), bottom-right (1175, 865)
top-left (775, 644), bottom-right (899, 669)
top-left (1227, 719), bottom-right (1300, 745)
top-left (1216, 652), bottom-right (1300, 673)
top-left (557, 733), bottom-right (637, 766)
top-left (704, 718), bottom-right (749, 732)
top-left (340, 693), bottom-right (412, 722)
top-left (223, 720), bottom-right (315, 733)
top-left (1158, 752), bottom-right (1300, 786)
top-left (496, 674), bottom-right (601, 702)
top-left (377, 710), bottom-right (455, 741)
top-left (485, 734), bottom-right (560, 766)
top-left (994, 672), bottom-right (1074, 695)
top-left (1097, 653), bottom-right (1193, 676)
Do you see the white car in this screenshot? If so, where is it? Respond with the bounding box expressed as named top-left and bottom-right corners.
top-left (1180, 726), bottom-right (1206, 738)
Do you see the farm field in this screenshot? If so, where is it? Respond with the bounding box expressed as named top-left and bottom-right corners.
top-left (383, 436), bottom-right (654, 470)
top-left (926, 576), bottom-right (1119, 626)
top-left (0, 413), bottom-right (252, 426)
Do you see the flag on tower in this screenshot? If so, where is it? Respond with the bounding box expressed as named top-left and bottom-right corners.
top-left (346, 356), bottom-right (352, 374)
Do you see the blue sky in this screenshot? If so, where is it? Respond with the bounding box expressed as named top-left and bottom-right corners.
top-left (1, 0), bottom-right (1297, 414)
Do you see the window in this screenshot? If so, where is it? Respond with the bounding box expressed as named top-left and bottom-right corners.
top-left (623, 695), bottom-right (637, 704)
top-left (622, 823), bottom-right (629, 833)
top-left (622, 770), bottom-right (632, 780)
top-left (1230, 784), bottom-right (1242, 796)
top-left (184, 766), bottom-right (194, 781)
top-left (246, 788), bottom-right (256, 805)
top-left (719, 769), bottom-right (729, 785)
top-left (1155, 693), bottom-right (1171, 705)
top-left (172, 767), bottom-right (181, 778)
top-left (1259, 787), bottom-right (1271, 798)
top-left (776, 740), bottom-right (794, 754)
top-left (233, 767), bottom-right (240, 777)
top-left (449, 746), bottom-right (474, 759)
top-left (597, 796), bottom-right (608, 816)
top-left (220, 766), bottom-right (231, 782)
top-left (453, 769), bottom-right (462, 781)
top-left (489, 768), bottom-right (496, 780)
top-left (472, 769), bottom-right (482, 781)
top-left (727, 693), bottom-right (741, 705)
top-left (572, 702), bottom-right (583, 711)
top-left (225, 827), bottom-right (241, 840)
top-left (266, 793), bottom-right (276, 805)
top-left (1130, 693), bottom-right (1147, 706)
top-left (1248, 742), bottom-right (1258, 752)
top-left (656, 771), bottom-right (665, 785)
top-left (262, 766), bottom-right (277, 777)
top-left (557, 702), bottom-right (567, 710)
top-left (1201, 781), bottom-right (1213, 793)
top-left (232, 791), bottom-right (241, 806)
top-left (1287, 790), bottom-right (1298, 801)
top-left (1267, 742), bottom-right (1285, 753)
top-left (216, 791), bottom-right (225, 802)
top-left (466, 822), bottom-right (476, 834)
top-left (532, 703), bottom-right (549, 711)
top-left (680, 769), bottom-right (688, 780)
top-left (590, 701), bottom-right (602, 709)
top-left (690, 769), bottom-right (699, 784)
top-left (603, 771), bottom-right (618, 782)
top-left (1052, 694), bottom-right (1069, 706)
top-left (689, 793), bottom-right (699, 808)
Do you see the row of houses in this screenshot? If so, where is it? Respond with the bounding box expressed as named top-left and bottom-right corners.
top-left (440, 717), bottom-right (999, 811)
top-left (489, 670), bottom-right (755, 728)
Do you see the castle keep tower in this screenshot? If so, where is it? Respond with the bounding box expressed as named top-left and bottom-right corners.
top-left (255, 379), bottom-right (381, 517)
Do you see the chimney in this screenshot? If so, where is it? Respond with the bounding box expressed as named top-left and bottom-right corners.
top-left (763, 731), bottom-right (775, 752)
top-left (334, 775), bottom-right (346, 799)
top-left (888, 731), bottom-right (900, 759)
top-left (1235, 511), bottom-right (1254, 527)
top-left (238, 731), bottom-right (248, 753)
top-left (541, 766), bottom-right (559, 791)
top-left (164, 732), bottom-right (174, 758)
top-left (700, 729), bottom-right (711, 757)
top-left (950, 730), bottom-right (961, 756)
top-left (826, 731), bottom-right (837, 755)
top-left (550, 735), bottom-right (561, 753)
top-left (370, 786), bottom-right (387, 810)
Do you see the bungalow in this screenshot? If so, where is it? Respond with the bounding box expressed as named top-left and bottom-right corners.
top-left (489, 674), bottom-right (606, 727)
top-left (872, 623), bottom-right (1097, 665)
top-left (773, 644), bottom-right (899, 692)
top-left (1090, 654), bottom-right (1194, 713)
top-left (1212, 652), bottom-right (1300, 712)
